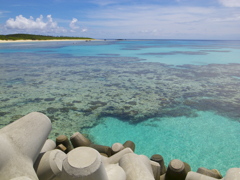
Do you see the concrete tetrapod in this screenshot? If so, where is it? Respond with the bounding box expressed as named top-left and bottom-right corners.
top-left (70, 132), bottom-right (91, 148)
top-left (197, 167), bottom-right (222, 179)
top-left (105, 164), bottom-right (126, 180)
top-left (101, 147), bottom-right (133, 165)
top-left (56, 135), bottom-right (73, 153)
top-left (122, 140), bottom-right (135, 152)
top-left (90, 144), bottom-right (113, 157)
top-left (224, 168), bottom-right (240, 180)
top-left (0, 112), bottom-right (52, 180)
top-left (40, 139), bottom-right (56, 153)
top-left (150, 161), bottom-right (161, 180)
top-left (61, 147), bottom-right (109, 180)
top-left (111, 143), bottom-right (124, 154)
top-left (139, 155), bottom-right (161, 180)
top-left (10, 177), bottom-right (33, 180)
top-left (139, 155), bottom-right (155, 176)
top-left (34, 149), bottom-right (67, 180)
top-left (56, 144), bottom-right (67, 153)
top-left (165, 159), bottom-right (190, 180)
top-left (150, 154), bottom-right (166, 175)
top-left (119, 153), bottom-right (155, 180)
top-left (186, 171), bottom-right (219, 180)
top-left (101, 147), bottom-right (133, 180)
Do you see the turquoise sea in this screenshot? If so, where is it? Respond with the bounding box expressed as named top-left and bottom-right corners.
top-left (0, 40), bottom-right (240, 175)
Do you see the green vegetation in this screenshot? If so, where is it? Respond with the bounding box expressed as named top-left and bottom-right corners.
top-left (0, 34), bottom-right (94, 41)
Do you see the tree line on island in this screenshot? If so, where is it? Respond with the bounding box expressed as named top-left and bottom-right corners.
top-left (0, 34), bottom-right (93, 40)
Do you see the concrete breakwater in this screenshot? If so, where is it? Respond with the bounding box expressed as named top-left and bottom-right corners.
top-left (0, 112), bottom-right (239, 180)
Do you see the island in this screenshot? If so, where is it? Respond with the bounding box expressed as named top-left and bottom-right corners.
top-left (0, 33), bottom-right (94, 42)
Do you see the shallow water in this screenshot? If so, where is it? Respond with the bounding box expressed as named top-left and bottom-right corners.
top-left (0, 40), bottom-right (240, 175)
top-left (83, 111), bottom-right (240, 174)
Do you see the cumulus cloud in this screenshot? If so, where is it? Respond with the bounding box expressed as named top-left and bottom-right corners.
top-left (69, 18), bottom-right (79, 29)
top-left (5, 14), bottom-right (66, 33)
top-left (219, 0), bottom-right (240, 7)
top-left (69, 18), bottom-right (88, 32)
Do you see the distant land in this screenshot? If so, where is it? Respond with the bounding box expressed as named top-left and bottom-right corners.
top-left (0, 34), bottom-right (94, 41)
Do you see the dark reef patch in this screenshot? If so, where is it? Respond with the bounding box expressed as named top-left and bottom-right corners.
top-left (46, 107), bottom-right (59, 114)
top-left (184, 99), bottom-right (240, 121)
top-left (127, 101), bottom-right (137, 105)
top-left (139, 51), bottom-right (208, 56)
top-left (0, 112), bottom-right (9, 116)
top-left (97, 54), bottom-right (120, 56)
top-left (59, 106), bottom-right (77, 113)
top-left (6, 78), bottom-right (25, 85)
top-left (89, 101), bottom-right (107, 107)
top-left (72, 100), bottom-right (82, 103)
top-left (44, 98), bottom-right (56, 102)
top-left (200, 50), bottom-right (231, 53)
top-left (1, 98), bottom-right (10, 102)
top-left (28, 98), bottom-right (43, 103)
top-left (24, 73), bottom-right (42, 77)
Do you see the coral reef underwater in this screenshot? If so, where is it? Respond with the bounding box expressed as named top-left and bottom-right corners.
top-left (1, 52), bottom-right (240, 138)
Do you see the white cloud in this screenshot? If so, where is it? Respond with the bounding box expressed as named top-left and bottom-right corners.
top-left (89, 0), bottom-right (121, 6)
top-left (80, 4), bottom-right (240, 39)
top-left (0, 10), bottom-right (10, 18)
top-left (219, 0), bottom-right (240, 7)
top-left (85, 6), bottom-right (215, 28)
top-left (69, 18), bottom-right (88, 33)
top-left (69, 18), bottom-right (79, 30)
top-left (82, 28), bottom-right (88, 32)
top-left (4, 14), bottom-right (66, 33)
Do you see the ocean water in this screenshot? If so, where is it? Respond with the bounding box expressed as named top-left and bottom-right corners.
top-left (85, 111), bottom-right (240, 174)
top-left (0, 40), bottom-right (240, 175)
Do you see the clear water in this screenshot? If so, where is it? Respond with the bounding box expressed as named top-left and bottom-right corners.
top-left (1, 40), bottom-right (240, 65)
top-left (84, 111), bottom-right (240, 174)
top-left (0, 40), bottom-right (240, 175)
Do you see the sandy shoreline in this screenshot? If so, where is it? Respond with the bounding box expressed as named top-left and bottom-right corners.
top-left (0, 39), bottom-right (99, 43)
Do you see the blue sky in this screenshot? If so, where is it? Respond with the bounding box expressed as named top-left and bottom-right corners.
top-left (0, 0), bottom-right (240, 39)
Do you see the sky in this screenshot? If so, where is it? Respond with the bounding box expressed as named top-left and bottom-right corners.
top-left (0, 0), bottom-right (240, 39)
